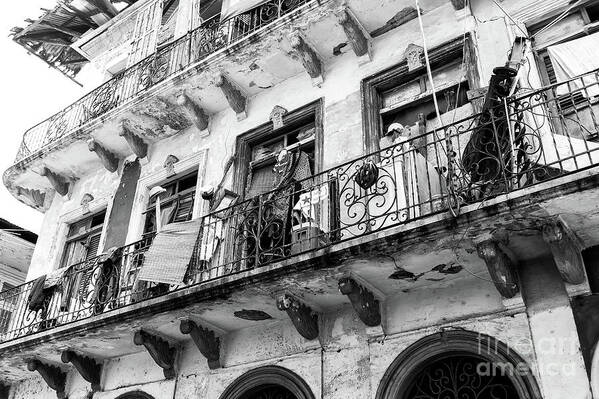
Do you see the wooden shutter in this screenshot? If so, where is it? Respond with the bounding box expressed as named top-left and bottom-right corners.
top-left (172, 192), bottom-right (195, 223)
top-left (190, 0), bottom-right (203, 30)
top-left (127, 0), bottom-right (164, 67)
top-left (540, 52), bottom-right (585, 108)
top-left (85, 233), bottom-right (102, 260)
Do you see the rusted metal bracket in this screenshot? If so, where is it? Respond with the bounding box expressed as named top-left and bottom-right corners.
top-left (339, 277), bottom-right (381, 327)
top-left (26, 359), bottom-right (67, 399)
top-left (542, 219), bottom-right (586, 284)
top-left (277, 294), bottom-right (319, 340)
top-left (476, 240), bottom-right (520, 298)
top-left (61, 350), bottom-right (102, 391)
top-left (180, 319), bottom-right (221, 369)
top-left (134, 330), bottom-right (177, 379)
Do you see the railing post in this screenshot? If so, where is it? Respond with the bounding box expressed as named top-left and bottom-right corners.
top-left (255, 194), bottom-right (263, 269)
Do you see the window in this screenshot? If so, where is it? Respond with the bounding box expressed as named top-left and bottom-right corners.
top-left (143, 171), bottom-right (198, 235)
top-left (361, 36), bottom-right (478, 153)
top-left (380, 59), bottom-right (470, 136)
top-left (0, 282), bottom-right (16, 306)
top-left (234, 100), bottom-right (323, 199)
top-left (157, 0), bottom-right (180, 46)
top-left (245, 122), bottom-right (315, 198)
top-left (60, 210), bottom-right (106, 269)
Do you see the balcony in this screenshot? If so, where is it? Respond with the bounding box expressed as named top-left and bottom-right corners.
top-left (12, 0), bottom-right (316, 164)
top-left (2, 72), bottom-right (599, 361)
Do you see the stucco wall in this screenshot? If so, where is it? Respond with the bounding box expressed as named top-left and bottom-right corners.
top-left (9, 0), bottom-right (591, 398)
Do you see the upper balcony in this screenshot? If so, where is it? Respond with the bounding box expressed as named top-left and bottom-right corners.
top-left (3, 0), bottom-right (353, 210)
top-left (2, 72), bottom-right (599, 382)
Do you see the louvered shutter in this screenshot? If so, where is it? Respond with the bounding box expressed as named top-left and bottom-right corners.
top-left (190, 0), bottom-right (203, 30)
top-left (85, 233), bottom-right (102, 260)
top-left (171, 192), bottom-right (195, 223)
top-left (127, 0), bottom-right (164, 67)
top-left (542, 53), bottom-right (585, 108)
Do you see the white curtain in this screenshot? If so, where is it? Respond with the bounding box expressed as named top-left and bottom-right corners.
top-left (220, 0), bottom-right (269, 22)
top-left (547, 32), bottom-right (599, 97)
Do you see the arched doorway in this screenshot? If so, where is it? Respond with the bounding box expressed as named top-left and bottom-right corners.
top-left (220, 366), bottom-right (315, 399)
top-left (115, 392), bottom-right (155, 399)
top-left (376, 330), bottom-right (542, 399)
top-left (239, 384), bottom-right (296, 399)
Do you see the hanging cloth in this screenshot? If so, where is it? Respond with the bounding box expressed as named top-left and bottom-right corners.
top-left (547, 32), bottom-right (599, 97)
top-left (27, 275), bottom-right (49, 312)
top-left (137, 218), bottom-right (204, 285)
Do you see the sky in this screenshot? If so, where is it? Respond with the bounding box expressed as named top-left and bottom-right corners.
top-left (0, 1), bottom-right (87, 234)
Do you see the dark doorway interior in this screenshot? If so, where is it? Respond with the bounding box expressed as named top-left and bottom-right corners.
top-left (240, 384), bottom-right (298, 399)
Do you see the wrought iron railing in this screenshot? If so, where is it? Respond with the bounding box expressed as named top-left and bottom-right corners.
top-left (14, 0), bottom-right (314, 163)
top-left (2, 70), bottom-right (599, 344)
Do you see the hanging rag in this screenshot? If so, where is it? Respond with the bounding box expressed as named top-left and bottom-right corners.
top-left (27, 275), bottom-right (49, 312)
top-left (547, 32), bottom-right (599, 97)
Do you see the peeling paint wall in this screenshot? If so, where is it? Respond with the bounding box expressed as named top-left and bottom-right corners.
top-left (7, 0), bottom-right (594, 398)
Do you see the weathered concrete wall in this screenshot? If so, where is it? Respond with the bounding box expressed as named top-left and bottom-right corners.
top-left (9, 0), bottom-right (592, 398)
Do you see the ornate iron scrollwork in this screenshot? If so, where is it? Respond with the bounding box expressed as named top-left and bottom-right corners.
top-left (405, 355), bottom-right (519, 399)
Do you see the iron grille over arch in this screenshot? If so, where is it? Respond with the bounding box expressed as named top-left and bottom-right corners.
top-left (375, 330), bottom-right (542, 399)
top-left (219, 366), bottom-right (315, 399)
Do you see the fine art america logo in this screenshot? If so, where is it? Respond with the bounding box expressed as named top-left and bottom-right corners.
top-left (475, 332), bottom-right (580, 377)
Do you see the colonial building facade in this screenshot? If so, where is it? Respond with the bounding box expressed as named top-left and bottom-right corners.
top-left (2, 0), bottom-right (599, 398)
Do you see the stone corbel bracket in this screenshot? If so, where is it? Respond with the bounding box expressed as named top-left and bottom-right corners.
top-left (542, 219), bottom-right (586, 284)
top-left (61, 350), bottom-right (102, 391)
top-left (338, 277), bottom-right (381, 327)
top-left (134, 330), bottom-right (178, 379)
top-left (16, 186), bottom-right (47, 210)
top-left (276, 293), bottom-right (319, 340)
top-left (180, 319), bottom-right (221, 369)
top-left (288, 30), bottom-right (324, 87)
top-left (335, 6), bottom-right (372, 65)
top-left (176, 92), bottom-right (210, 134)
top-left (88, 138), bottom-right (120, 173)
top-left (120, 120), bottom-right (148, 159)
top-left (476, 240), bottom-right (519, 298)
top-left (26, 359), bottom-right (67, 399)
top-left (39, 166), bottom-right (71, 197)
top-left (215, 73), bottom-right (247, 121)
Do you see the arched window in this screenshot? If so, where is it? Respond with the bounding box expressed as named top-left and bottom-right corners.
top-left (219, 366), bottom-right (315, 399)
top-left (376, 330), bottom-right (542, 399)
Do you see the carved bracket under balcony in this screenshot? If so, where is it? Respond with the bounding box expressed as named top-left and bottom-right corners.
top-left (338, 277), bottom-right (381, 327)
top-left (39, 166), bottom-right (70, 196)
top-left (26, 359), bottom-right (67, 399)
top-left (16, 186), bottom-right (46, 210)
top-left (134, 330), bottom-right (177, 379)
top-left (61, 350), bottom-right (102, 391)
top-left (542, 219), bottom-right (585, 284)
top-left (336, 7), bottom-right (372, 64)
top-left (215, 73), bottom-right (247, 121)
top-left (120, 121), bottom-right (148, 159)
top-left (476, 240), bottom-right (519, 298)
top-left (177, 92), bottom-right (210, 132)
top-left (288, 31), bottom-right (324, 87)
top-left (180, 319), bottom-right (221, 369)
top-left (276, 294), bottom-right (319, 340)
top-left (88, 138), bottom-right (120, 173)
